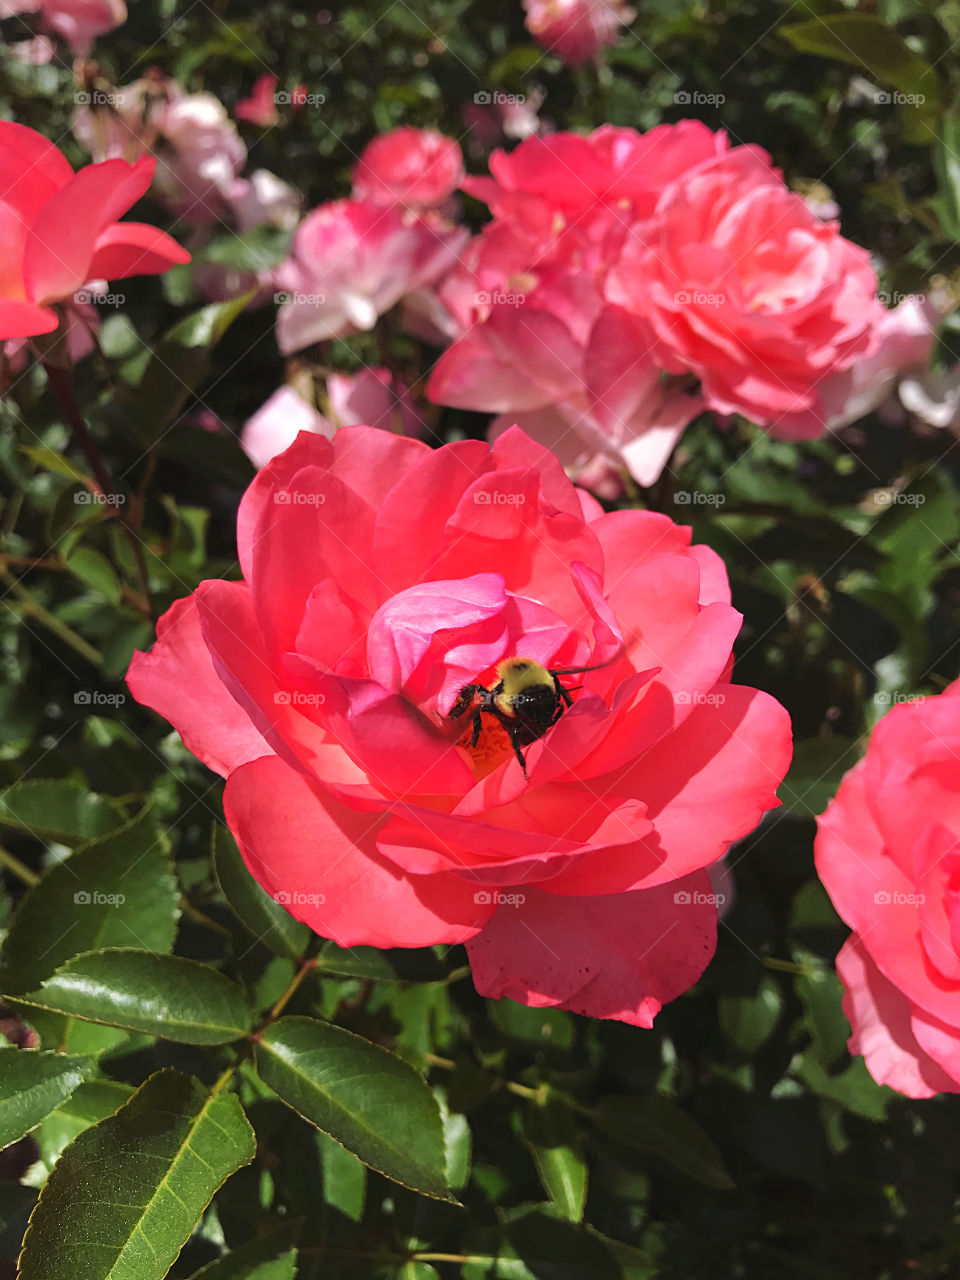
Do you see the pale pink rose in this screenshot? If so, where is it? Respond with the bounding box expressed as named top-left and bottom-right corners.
top-left (819, 296), bottom-right (938, 430)
top-left (522, 0), bottom-right (634, 66)
top-left (226, 170), bottom-right (302, 235)
top-left (327, 368), bottom-right (425, 436)
top-left (604, 145), bottom-right (884, 439)
top-left (353, 127), bottom-right (464, 209)
top-left (2, 0), bottom-right (125, 53)
top-left (240, 385), bottom-right (334, 469)
top-left (274, 200), bottom-right (468, 355)
top-left (900, 367), bottom-right (960, 430)
top-left (235, 73), bottom-right (279, 128)
top-left (153, 91), bottom-right (247, 223)
top-left (9, 33), bottom-right (55, 61)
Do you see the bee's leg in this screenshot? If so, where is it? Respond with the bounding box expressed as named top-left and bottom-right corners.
top-left (446, 684), bottom-right (481, 721)
top-left (505, 723), bottom-right (528, 779)
top-left (553, 676), bottom-right (579, 707)
top-left (470, 710), bottom-right (483, 748)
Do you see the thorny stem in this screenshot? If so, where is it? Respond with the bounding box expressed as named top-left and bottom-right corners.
top-left (0, 560), bottom-right (103, 666)
top-left (39, 359), bottom-right (155, 617)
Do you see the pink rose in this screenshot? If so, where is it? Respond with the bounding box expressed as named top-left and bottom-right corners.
top-left (521, 0), bottom-right (635, 66)
top-left (819, 296), bottom-right (938, 430)
top-left (1, 0), bottom-right (125, 53)
top-left (604, 144), bottom-right (883, 438)
top-left (327, 368), bottom-right (425, 436)
top-left (152, 90), bottom-right (247, 223)
top-left (353, 127), bottom-right (464, 209)
top-left (273, 200), bottom-right (468, 354)
top-left (235, 74), bottom-right (280, 128)
top-left (0, 120), bottom-right (189, 341)
top-left (128, 425), bottom-right (791, 1025)
top-left (815, 682), bottom-right (960, 1097)
top-left (240, 386), bottom-right (334, 469)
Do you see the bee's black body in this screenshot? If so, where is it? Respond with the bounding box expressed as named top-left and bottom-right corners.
top-left (445, 657), bottom-right (584, 778)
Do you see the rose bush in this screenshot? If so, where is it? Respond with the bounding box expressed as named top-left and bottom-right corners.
top-left (129, 424), bottom-right (791, 1025)
top-left (816, 682), bottom-right (960, 1097)
top-left (0, 120), bottom-right (189, 341)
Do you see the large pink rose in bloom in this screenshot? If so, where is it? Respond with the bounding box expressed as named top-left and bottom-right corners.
top-left (522, 0), bottom-right (635, 66)
top-left (815, 681), bottom-right (960, 1097)
top-left (1, 0), bottom-right (125, 53)
top-left (274, 200), bottom-right (468, 355)
top-left (128, 426), bottom-right (791, 1025)
top-left (0, 121), bottom-right (189, 342)
top-left (604, 144), bottom-right (883, 438)
top-left (353, 128), bottom-right (464, 209)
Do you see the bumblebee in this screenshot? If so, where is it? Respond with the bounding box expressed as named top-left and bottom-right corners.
top-left (445, 656), bottom-right (611, 778)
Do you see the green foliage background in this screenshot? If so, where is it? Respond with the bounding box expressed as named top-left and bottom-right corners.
top-left (2, 1), bottom-right (960, 1277)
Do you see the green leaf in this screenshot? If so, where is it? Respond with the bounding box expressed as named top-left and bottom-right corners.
top-left (520, 1096), bottom-right (588, 1222)
top-left (794, 953), bottom-right (852, 1067)
top-left (933, 111), bottom-right (960, 239)
top-left (63, 547), bottom-right (123, 605)
top-left (781, 14), bottom-right (939, 142)
top-left (0, 778), bottom-right (124, 844)
top-left (213, 824), bottom-right (310, 961)
top-left (105, 295), bottom-right (254, 441)
top-left (19, 445), bottom-right (90, 485)
top-left (0, 1049), bottom-right (91, 1149)
top-left (34, 1080), bottom-right (135, 1171)
top-left (777, 737), bottom-right (859, 818)
top-left (254, 1015), bottom-right (454, 1200)
top-left (318, 1129), bottom-right (366, 1221)
top-left (590, 1095), bottom-right (733, 1190)
top-left (0, 806), bottom-right (179, 995)
top-left (10, 949), bottom-right (253, 1045)
top-left (17, 1069), bottom-right (256, 1280)
top-left (186, 1222), bottom-right (302, 1279)
top-left (718, 975), bottom-right (783, 1055)
top-left (463, 1209), bottom-right (622, 1280)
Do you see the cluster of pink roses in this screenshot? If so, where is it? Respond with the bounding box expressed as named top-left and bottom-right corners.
top-left (428, 122), bottom-right (937, 485)
top-left (244, 122), bottom-right (939, 489)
